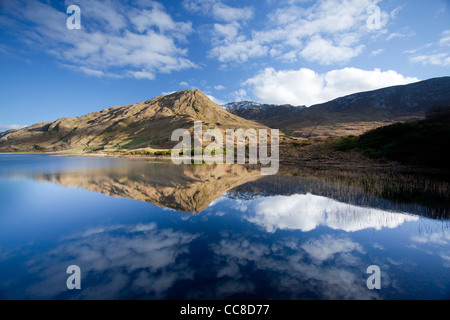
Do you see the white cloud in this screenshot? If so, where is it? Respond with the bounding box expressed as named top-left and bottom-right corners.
top-left (196, 0), bottom-right (389, 65)
top-left (129, 71), bottom-right (156, 80)
top-left (2, 0), bottom-right (196, 79)
top-left (403, 43), bottom-right (433, 55)
top-left (386, 31), bottom-right (415, 41)
top-left (244, 67), bottom-right (419, 106)
top-left (206, 94), bottom-right (226, 105)
top-left (212, 3), bottom-right (254, 22)
top-left (61, 64), bottom-right (123, 78)
top-left (410, 54), bottom-right (450, 66)
top-left (370, 48), bottom-right (385, 56)
top-left (439, 30), bottom-right (450, 47)
top-left (231, 89), bottom-right (249, 102)
top-left (214, 85), bottom-right (225, 90)
top-left (0, 124), bottom-right (27, 132)
top-left (183, 0), bottom-right (254, 22)
top-left (209, 36), bottom-right (269, 62)
top-left (299, 35), bottom-right (365, 65)
top-left (409, 30), bottom-right (450, 67)
top-left (386, 32), bottom-right (402, 41)
top-left (390, 5), bottom-right (404, 19)
top-left (213, 22), bottom-right (240, 41)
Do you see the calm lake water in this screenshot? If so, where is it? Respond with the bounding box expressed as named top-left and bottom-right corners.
top-left (0, 154), bottom-right (449, 300)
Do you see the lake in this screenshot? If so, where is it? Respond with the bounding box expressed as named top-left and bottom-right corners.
top-left (0, 154), bottom-right (449, 300)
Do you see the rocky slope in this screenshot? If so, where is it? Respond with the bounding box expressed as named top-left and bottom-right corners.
top-left (224, 77), bottom-right (450, 138)
top-left (0, 90), bottom-right (266, 153)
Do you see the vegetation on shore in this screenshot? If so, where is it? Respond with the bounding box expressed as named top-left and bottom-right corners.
top-left (277, 107), bottom-right (450, 218)
top-left (333, 106), bottom-right (450, 169)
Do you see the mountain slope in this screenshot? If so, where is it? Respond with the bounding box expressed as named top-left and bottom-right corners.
top-left (0, 90), bottom-right (266, 153)
top-left (224, 101), bottom-right (306, 124)
top-left (225, 77), bottom-right (450, 138)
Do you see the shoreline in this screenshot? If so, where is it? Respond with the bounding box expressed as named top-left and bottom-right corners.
top-left (1, 150), bottom-right (448, 177)
top-left (0, 151), bottom-right (171, 160)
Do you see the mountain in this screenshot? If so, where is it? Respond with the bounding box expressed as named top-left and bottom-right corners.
top-left (2, 77), bottom-right (449, 153)
top-left (0, 90), bottom-right (266, 153)
top-left (225, 77), bottom-right (450, 138)
top-left (223, 101), bottom-right (306, 124)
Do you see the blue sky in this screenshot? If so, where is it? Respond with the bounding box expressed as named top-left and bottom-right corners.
top-left (0, 0), bottom-right (449, 131)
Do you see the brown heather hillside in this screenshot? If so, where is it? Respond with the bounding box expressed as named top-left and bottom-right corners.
top-left (0, 90), bottom-right (267, 153)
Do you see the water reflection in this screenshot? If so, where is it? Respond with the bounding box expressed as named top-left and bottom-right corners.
top-left (209, 233), bottom-right (380, 300)
top-left (3, 216), bottom-right (448, 299)
top-left (3, 158), bottom-right (262, 213)
top-left (242, 194), bottom-right (419, 232)
top-left (21, 223), bottom-right (198, 299)
top-left (0, 155), bottom-right (449, 300)
top-left (1, 221), bottom-right (381, 299)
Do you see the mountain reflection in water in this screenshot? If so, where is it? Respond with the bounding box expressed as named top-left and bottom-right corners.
top-left (32, 160), bottom-right (262, 213)
top-left (0, 155), bottom-right (449, 300)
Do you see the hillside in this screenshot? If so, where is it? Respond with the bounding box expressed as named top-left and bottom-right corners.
top-left (0, 90), bottom-right (266, 153)
top-left (224, 101), bottom-right (306, 125)
top-left (225, 77), bottom-right (450, 138)
top-left (334, 117), bottom-right (450, 169)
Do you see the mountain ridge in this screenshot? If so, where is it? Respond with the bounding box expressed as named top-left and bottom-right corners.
top-left (1, 77), bottom-right (449, 152)
top-left (0, 89), bottom-right (266, 153)
top-left (224, 77), bottom-right (450, 137)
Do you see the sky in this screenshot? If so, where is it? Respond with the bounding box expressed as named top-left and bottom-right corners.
top-left (0, 0), bottom-right (449, 131)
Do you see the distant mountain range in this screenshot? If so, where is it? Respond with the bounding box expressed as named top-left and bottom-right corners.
top-left (223, 101), bottom-right (306, 123)
top-left (224, 76), bottom-right (450, 137)
top-left (1, 77), bottom-right (449, 152)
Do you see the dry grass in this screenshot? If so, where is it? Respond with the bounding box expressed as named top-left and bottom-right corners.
top-left (278, 138), bottom-right (450, 219)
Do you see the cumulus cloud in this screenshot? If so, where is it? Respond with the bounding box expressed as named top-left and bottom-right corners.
top-left (209, 37), bottom-right (269, 62)
top-left (299, 35), bottom-right (365, 65)
top-left (192, 0), bottom-right (389, 65)
top-left (0, 0), bottom-right (196, 79)
top-left (244, 67), bottom-right (419, 106)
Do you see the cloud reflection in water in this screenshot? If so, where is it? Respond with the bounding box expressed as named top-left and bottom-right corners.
top-left (242, 193), bottom-right (419, 232)
top-left (21, 223), bottom-right (198, 299)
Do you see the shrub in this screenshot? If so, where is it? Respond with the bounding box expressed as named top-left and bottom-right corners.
top-left (334, 136), bottom-right (357, 151)
top-left (33, 144), bottom-right (45, 151)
